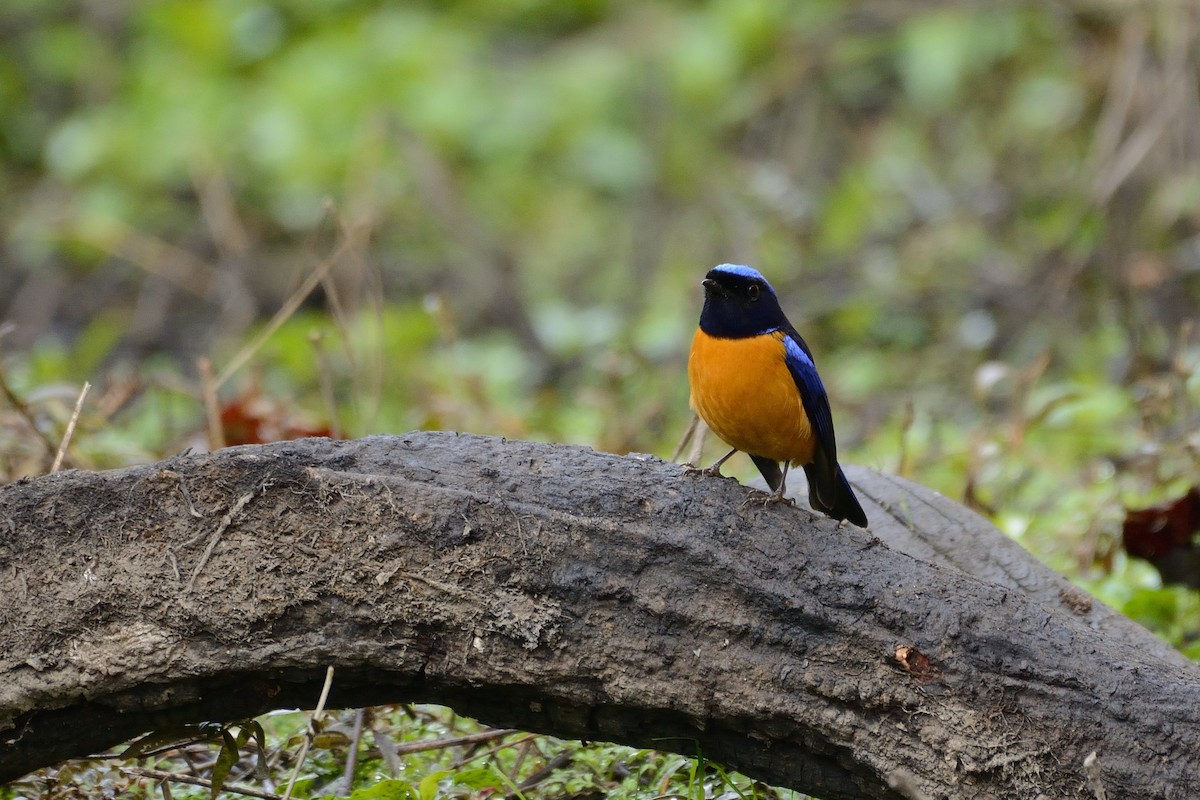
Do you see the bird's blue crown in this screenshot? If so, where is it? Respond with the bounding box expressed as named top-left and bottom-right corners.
top-left (710, 263), bottom-right (774, 292)
top-left (698, 263), bottom-right (787, 338)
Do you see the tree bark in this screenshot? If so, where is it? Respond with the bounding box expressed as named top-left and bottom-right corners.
top-left (1, 432), bottom-right (1197, 798)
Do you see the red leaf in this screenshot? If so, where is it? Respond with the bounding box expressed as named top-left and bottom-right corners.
top-left (1122, 488), bottom-right (1200, 588)
top-left (218, 389), bottom-right (334, 446)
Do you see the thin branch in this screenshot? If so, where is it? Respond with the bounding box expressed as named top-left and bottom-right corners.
top-left (0, 366), bottom-right (59, 459)
top-left (515, 750), bottom-right (572, 792)
top-left (127, 767), bottom-right (285, 800)
top-left (393, 728), bottom-right (520, 756)
top-left (448, 734), bottom-right (539, 772)
top-left (340, 708), bottom-right (365, 796)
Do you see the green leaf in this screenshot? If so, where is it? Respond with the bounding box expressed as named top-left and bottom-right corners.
top-left (312, 730), bottom-right (353, 749)
top-left (118, 723), bottom-right (217, 758)
top-left (417, 769), bottom-right (451, 800)
top-left (898, 10), bottom-right (973, 108)
top-left (210, 728), bottom-right (239, 799)
top-left (348, 779), bottom-right (419, 800)
top-left (235, 720), bottom-right (269, 779)
top-left (449, 767), bottom-right (501, 791)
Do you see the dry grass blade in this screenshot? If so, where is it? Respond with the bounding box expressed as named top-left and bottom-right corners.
top-left (72, 220), bottom-right (218, 298)
top-left (670, 414), bottom-right (700, 463)
top-left (281, 666), bottom-right (335, 800)
top-left (309, 330), bottom-right (342, 439)
top-left (51, 380), bottom-right (90, 473)
top-left (216, 235), bottom-right (353, 390)
top-left (197, 357), bottom-right (224, 451)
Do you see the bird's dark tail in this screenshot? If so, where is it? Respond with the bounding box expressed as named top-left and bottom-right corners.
top-left (803, 451), bottom-right (868, 528)
top-left (749, 454), bottom-right (784, 493)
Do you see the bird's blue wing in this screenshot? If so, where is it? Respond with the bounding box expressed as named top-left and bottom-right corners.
top-left (782, 327), bottom-right (868, 526)
top-left (781, 329), bottom-right (838, 462)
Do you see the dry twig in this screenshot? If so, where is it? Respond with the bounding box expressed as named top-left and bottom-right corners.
top-left (198, 357), bottom-right (224, 451)
top-left (127, 766), bottom-right (285, 800)
top-left (394, 727), bottom-right (519, 756)
top-left (282, 666), bottom-right (336, 800)
top-left (51, 381), bottom-right (90, 473)
top-left (185, 489), bottom-right (258, 593)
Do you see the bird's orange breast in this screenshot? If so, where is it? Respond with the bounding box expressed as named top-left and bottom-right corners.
top-left (688, 328), bottom-right (815, 465)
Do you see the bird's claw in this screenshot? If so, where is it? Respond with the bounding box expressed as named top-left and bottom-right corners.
top-left (682, 463), bottom-right (726, 479)
top-left (738, 489), bottom-right (795, 510)
top-left (764, 491), bottom-right (795, 506)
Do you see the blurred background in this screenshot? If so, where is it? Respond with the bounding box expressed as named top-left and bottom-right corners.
top-left (3, 0), bottom-right (1200, 611)
top-left (2, 1), bottom-right (1200, 795)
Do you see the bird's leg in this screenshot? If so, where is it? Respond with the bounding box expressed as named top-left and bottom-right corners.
top-left (764, 462), bottom-right (796, 505)
top-left (684, 447), bottom-right (739, 478)
top-left (706, 447), bottom-right (739, 475)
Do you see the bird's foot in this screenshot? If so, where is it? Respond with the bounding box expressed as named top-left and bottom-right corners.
top-left (740, 488), bottom-right (795, 510)
top-left (762, 488), bottom-right (796, 506)
top-left (682, 463), bottom-right (727, 479)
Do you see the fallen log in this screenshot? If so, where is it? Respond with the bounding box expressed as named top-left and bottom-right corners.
top-left (1, 432), bottom-right (1197, 798)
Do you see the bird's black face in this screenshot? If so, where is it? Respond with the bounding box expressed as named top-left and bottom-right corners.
top-left (698, 266), bottom-right (787, 338)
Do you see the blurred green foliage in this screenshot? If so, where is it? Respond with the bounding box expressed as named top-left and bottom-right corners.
top-left (2, 706), bottom-right (801, 800)
top-left (4, 2), bottom-right (1196, 389)
top-left (2, 0), bottom-right (1200, 797)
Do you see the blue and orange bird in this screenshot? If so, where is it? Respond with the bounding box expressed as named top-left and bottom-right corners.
top-left (688, 264), bottom-right (868, 527)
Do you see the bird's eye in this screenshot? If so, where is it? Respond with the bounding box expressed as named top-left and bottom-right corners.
top-left (747, 284), bottom-right (760, 301)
